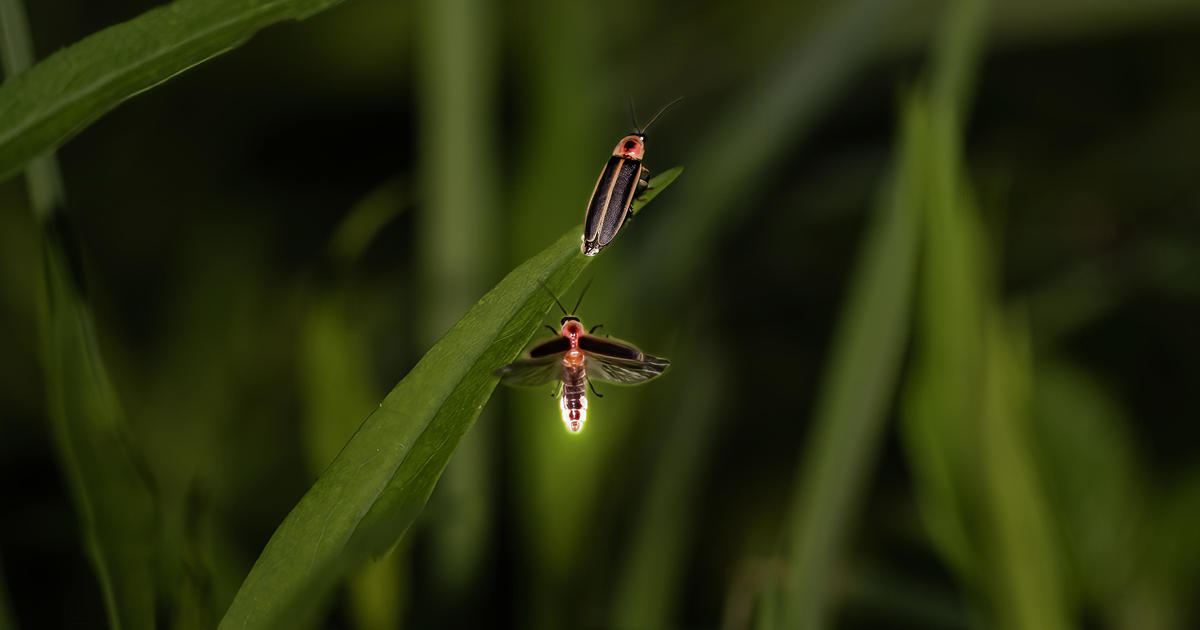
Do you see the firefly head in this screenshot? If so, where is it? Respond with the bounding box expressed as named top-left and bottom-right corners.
top-left (560, 316), bottom-right (584, 339)
top-left (613, 134), bottom-right (645, 160)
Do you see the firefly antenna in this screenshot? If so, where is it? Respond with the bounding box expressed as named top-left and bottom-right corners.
top-left (539, 281), bottom-right (570, 317)
top-left (570, 277), bottom-right (594, 315)
top-left (628, 96), bottom-right (641, 133)
top-left (637, 96), bottom-right (684, 135)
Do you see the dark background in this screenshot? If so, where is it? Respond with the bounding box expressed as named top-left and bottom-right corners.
top-left (2, 0), bottom-right (1199, 628)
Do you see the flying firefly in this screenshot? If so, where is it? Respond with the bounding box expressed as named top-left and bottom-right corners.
top-left (495, 284), bottom-right (669, 433)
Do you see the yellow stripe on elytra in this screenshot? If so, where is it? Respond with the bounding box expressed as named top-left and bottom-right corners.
top-left (594, 158), bottom-right (625, 237)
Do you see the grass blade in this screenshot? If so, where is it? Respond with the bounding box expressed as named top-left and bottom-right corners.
top-left (898, 0), bottom-right (991, 582)
top-left (220, 171), bottom-right (681, 629)
top-left (414, 0), bottom-right (501, 598)
top-left (776, 131), bottom-right (920, 629)
top-left (978, 314), bottom-right (1072, 629)
top-left (898, 2), bottom-right (1073, 623)
top-left (0, 0), bottom-right (352, 183)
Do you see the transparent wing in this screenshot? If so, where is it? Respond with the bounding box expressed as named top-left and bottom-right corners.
top-left (495, 336), bottom-right (570, 387)
top-left (495, 355), bottom-right (565, 387)
top-left (579, 334), bottom-right (670, 385)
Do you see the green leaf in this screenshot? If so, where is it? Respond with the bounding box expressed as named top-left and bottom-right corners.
top-left (221, 171), bottom-right (680, 629)
top-left (0, 0), bottom-right (350, 183)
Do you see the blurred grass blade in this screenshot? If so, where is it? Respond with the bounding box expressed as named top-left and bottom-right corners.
top-left (899, 0), bottom-right (990, 581)
top-left (776, 130), bottom-right (920, 628)
top-left (221, 171), bottom-right (680, 629)
top-left (327, 177), bottom-right (408, 266)
top-left (1032, 359), bottom-right (1145, 617)
top-left (610, 327), bottom-right (724, 629)
top-left (40, 235), bottom-right (159, 630)
top-left (898, 0), bottom-right (1073, 620)
top-left (638, 0), bottom-right (905, 292)
top-left (978, 314), bottom-right (1072, 629)
top-left (3, 1), bottom-right (159, 627)
top-left (0, 0), bottom-right (352, 183)
top-left (414, 0), bottom-right (500, 598)
top-left (897, 88), bottom-right (981, 577)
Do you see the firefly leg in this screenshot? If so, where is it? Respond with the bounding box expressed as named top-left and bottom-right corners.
top-left (631, 179), bottom-right (651, 214)
top-left (549, 382), bottom-right (562, 398)
top-left (544, 325), bottom-right (558, 335)
top-left (588, 382), bottom-right (605, 398)
top-left (589, 323), bottom-right (605, 334)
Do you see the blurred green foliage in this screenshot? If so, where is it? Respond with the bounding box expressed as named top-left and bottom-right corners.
top-left (3, 0), bottom-right (1200, 628)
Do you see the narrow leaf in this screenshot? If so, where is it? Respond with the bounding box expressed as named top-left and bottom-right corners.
top-left (0, 0), bottom-right (350, 182)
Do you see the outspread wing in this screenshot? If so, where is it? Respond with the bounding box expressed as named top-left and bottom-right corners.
top-left (579, 334), bottom-right (670, 385)
top-left (495, 336), bottom-right (570, 387)
top-left (495, 355), bottom-right (565, 387)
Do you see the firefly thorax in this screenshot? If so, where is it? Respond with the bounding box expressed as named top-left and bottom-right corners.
top-left (613, 135), bottom-right (646, 160)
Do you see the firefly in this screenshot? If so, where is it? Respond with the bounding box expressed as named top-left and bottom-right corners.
top-left (495, 283), bottom-right (669, 433)
top-left (580, 98), bottom-right (682, 256)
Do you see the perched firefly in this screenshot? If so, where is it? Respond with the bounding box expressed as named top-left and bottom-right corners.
top-left (581, 98), bottom-right (683, 256)
top-left (495, 284), bottom-right (669, 433)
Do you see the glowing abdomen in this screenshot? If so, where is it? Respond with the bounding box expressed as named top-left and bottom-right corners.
top-left (560, 365), bottom-right (588, 433)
